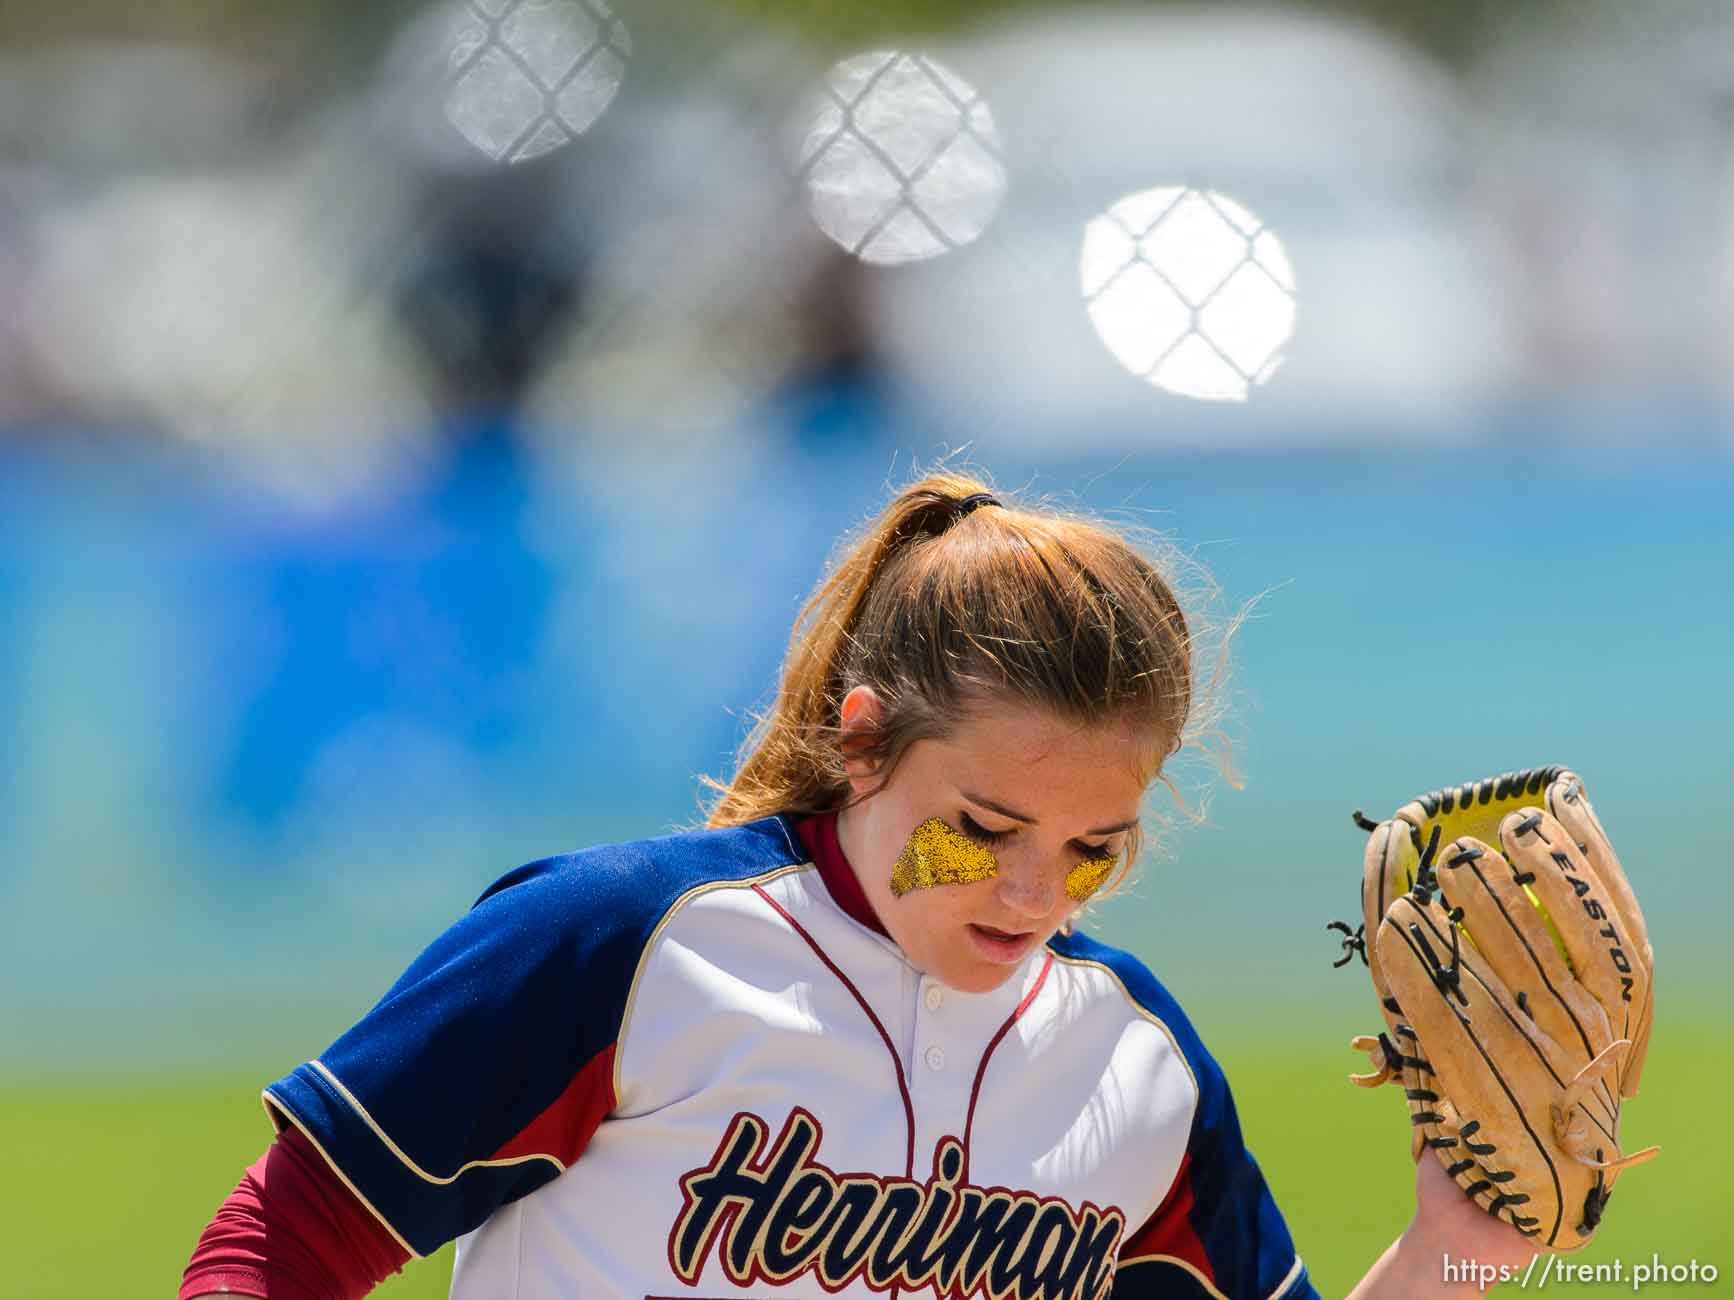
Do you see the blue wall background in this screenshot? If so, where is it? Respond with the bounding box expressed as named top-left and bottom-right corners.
top-left (3, 418), bottom-right (1728, 1073)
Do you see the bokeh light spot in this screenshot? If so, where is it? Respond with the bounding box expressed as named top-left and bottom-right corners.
top-left (799, 50), bottom-right (1006, 265)
top-left (443, 0), bottom-right (630, 164)
top-left (1080, 186), bottom-right (1295, 402)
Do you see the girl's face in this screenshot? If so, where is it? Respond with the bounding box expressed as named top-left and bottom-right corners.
top-left (836, 689), bottom-right (1150, 994)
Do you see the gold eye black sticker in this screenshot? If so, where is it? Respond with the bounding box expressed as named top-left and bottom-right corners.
top-left (889, 818), bottom-right (999, 897)
top-left (1064, 856), bottom-right (1116, 903)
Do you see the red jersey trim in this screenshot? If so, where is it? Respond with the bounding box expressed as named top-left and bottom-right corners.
top-left (491, 1042), bottom-right (617, 1166)
top-left (1118, 1150), bottom-right (1215, 1280)
top-left (961, 951), bottom-right (1053, 1184)
top-left (752, 882), bottom-right (916, 1178)
top-left (794, 811), bottom-right (889, 938)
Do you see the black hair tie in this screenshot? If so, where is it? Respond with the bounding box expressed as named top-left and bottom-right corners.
top-left (954, 492), bottom-right (1002, 519)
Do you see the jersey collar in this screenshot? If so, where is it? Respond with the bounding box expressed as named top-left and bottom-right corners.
top-left (792, 810), bottom-right (890, 940)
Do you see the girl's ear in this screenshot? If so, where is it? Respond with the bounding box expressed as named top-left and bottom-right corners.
top-left (839, 685), bottom-right (887, 791)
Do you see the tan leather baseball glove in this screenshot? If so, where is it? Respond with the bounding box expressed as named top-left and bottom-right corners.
top-left (1331, 767), bottom-right (1658, 1251)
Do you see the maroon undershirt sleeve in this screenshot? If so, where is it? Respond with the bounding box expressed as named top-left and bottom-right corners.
top-left (180, 1124), bottom-right (411, 1300)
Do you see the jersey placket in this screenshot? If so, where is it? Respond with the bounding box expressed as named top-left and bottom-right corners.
top-left (907, 975), bottom-right (976, 1169)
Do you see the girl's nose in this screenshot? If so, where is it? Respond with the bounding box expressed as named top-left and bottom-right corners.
top-left (995, 853), bottom-right (1057, 919)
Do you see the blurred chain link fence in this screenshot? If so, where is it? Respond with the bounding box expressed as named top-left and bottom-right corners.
top-left (797, 50), bottom-right (1005, 265)
top-left (1081, 186), bottom-right (1296, 402)
top-left (2, 0), bottom-right (1732, 462)
top-left (443, 0), bottom-right (631, 163)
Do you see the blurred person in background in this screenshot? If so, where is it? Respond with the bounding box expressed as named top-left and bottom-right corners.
top-left (219, 158), bottom-right (581, 828)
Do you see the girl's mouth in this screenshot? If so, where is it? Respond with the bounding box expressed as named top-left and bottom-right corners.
top-left (966, 923), bottom-right (1035, 964)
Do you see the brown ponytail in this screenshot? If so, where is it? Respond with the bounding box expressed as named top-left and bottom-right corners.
top-left (703, 470), bottom-right (1231, 881)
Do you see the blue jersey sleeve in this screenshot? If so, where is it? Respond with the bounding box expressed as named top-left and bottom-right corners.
top-left (1050, 934), bottom-right (1317, 1300)
top-left (262, 816), bottom-right (802, 1258)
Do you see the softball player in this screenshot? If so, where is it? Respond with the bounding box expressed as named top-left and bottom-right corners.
top-left (184, 474), bottom-right (1533, 1299)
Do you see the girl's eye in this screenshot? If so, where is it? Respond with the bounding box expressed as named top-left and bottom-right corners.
top-left (1073, 841), bottom-right (1113, 859)
top-left (958, 812), bottom-right (1012, 846)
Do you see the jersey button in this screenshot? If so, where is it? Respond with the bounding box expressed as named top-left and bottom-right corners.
top-left (924, 1045), bottom-right (946, 1072)
top-left (924, 985), bottom-right (944, 1012)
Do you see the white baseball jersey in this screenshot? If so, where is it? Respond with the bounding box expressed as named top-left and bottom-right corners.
top-left (264, 814), bottom-right (1315, 1300)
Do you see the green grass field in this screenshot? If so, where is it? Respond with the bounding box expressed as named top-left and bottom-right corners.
top-left (7, 1020), bottom-right (1722, 1298)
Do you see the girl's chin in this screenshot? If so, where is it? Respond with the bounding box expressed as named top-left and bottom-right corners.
top-left (936, 961), bottom-right (1021, 995)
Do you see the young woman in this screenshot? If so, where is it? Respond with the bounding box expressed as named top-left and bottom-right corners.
top-left (183, 473), bottom-right (1535, 1299)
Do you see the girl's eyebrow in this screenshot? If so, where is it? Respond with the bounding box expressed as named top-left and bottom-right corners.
top-left (962, 791), bottom-right (1035, 823)
top-left (962, 791), bottom-right (1138, 837)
